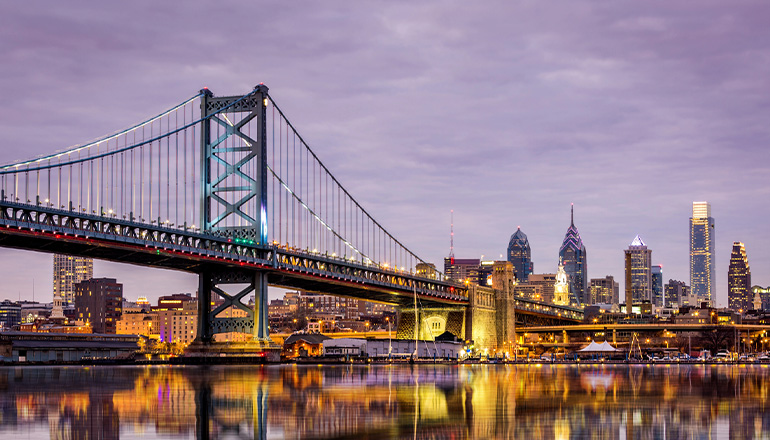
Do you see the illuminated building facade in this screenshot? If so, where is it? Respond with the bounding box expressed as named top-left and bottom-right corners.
top-left (521, 273), bottom-right (556, 303)
top-left (507, 227), bottom-right (533, 282)
top-left (625, 235), bottom-right (652, 303)
top-left (751, 286), bottom-right (770, 311)
top-left (74, 278), bottom-right (123, 334)
top-left (665, 280), bottom-right (689, 308)
top-left (690, 201), bottom-right (715, 305)
top-left (652, 265), bottom-right (663, 307)
top-left (559, 205), bottom-right (587, 304)
top-left (158, 301), bottom-right (198, 344)
top-left (0, 300), bottom-right (21, 331)
top-left (53, 254), bottom-right (93, 304)
top-left (416, 262), bottom-right (438, 279)
top-left (728, 242), bottom-right (751, 312)
top-left (152, 293), bottom-right (195, 311)
top-left (117, 312), bottom-right (159, 337)
top-left (443, 258), bottom-right (480, 283)
top-left (589, 276), bottom-right (619, 305)
top-left (553, 263), bottom-right (570, 306)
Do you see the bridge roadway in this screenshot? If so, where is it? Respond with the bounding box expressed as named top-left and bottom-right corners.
top-left (0, 200), bottom-right (581, 321)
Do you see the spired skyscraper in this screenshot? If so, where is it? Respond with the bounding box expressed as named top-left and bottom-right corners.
top-left (507, 227), bottom-right (533, 282)
top-left (625, 235), bottom-right (652, 304)
top-left (559, 205), bottom-right (587, 305)
top-left (690, 202), bottom-right (715, 305)
top-left (728, 242), bottom-right (751, 312)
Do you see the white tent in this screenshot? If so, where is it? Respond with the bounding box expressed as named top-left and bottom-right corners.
top-left (579, 340), bottom-right (618, 352)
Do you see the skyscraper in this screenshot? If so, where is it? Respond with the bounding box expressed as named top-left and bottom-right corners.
top-left (690, 202), bottom-right (715, 305)
top-left (559, 205), bottom-right (587, 304)
top-left (728, 242), bottom-right (751, 312)
top-left (664, 280), bottom-right (689, 308)
top-left (589, 276), bottom-right (619, 305)
top-left (507, 227), bottom-right (533, 282)
top-left (625, 235), bottom-right (652, 303)
top-left (53, 254), bottom-right (94, 304)
top-left (652, 265), bottom-right (663, 307)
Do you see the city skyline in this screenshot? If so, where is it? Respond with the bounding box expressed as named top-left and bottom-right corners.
top-left (0, 2), bottom-right (769, 307)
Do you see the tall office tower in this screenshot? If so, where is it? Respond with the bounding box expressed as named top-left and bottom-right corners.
top-left (507, 227), bottom-right (533, 282)
top-left (589, 276), bottom-right (619, 305)
top-left (74, 278), bottom-right (123, 334)
top-left (664, 280), bottom-right (689, 308)
top-left (727, 242), bottom-right (751, 312)
top-left (624, 235), bottom-right (652, 303)
top-left (652, 265), bottom-right (664, 307)
top-left (690, 202), bottom-right (715, 305)
top-left (53, 254), bottom-right (94, 304)
top-left (559, 205), bottom-right (587, 304)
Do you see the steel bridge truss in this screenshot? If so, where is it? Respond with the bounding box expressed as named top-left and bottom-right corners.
top-left (199, 86), bottom-right (270, 343)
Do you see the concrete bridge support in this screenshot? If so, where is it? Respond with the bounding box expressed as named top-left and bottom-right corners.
top-left (397, 261), bottom-right (518, 354)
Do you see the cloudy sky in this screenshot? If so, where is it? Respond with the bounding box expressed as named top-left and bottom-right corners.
top-left (0, 1), bottom-right (768, 306)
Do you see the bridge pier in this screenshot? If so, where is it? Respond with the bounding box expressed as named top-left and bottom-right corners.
top-left (186, 268), bottom-right (280, 361)
top-left (396, 262), bottom-right (518, 356)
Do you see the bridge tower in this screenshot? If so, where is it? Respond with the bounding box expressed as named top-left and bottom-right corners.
top-left (193, 85), bottom-right (276, 352)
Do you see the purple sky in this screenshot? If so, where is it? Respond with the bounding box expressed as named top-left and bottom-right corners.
top-left (0, 1), bottom-right (768, 307)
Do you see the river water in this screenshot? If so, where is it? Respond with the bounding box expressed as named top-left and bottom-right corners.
top-left (0, 363), bottom-right (768, 439)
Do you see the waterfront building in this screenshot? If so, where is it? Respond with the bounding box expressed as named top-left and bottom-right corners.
top-left (116, 311), bottom-right (159, 337)
top-left (507, 227), bottom-right (533, 282)
top-left (690, 202), bottom-right (715, 305)
top-left (652, 265), bottom-right (664, 307)
top-left (443, 258), bottom-right (480, 283)
top-left (589, 276), bottom-right (619, 305)
top-left (625, 235), bottom-right (652, 304)
top-left (74, 278), bottom-right (123, 334)
top-left (53, 254), bottom-right (93, 304)
top-left (559, 205), bottom-right (587, 304)
top-left (664, 280), bottom-right (689, 308)
top-left (157, 301), bottom-right (198, 344)
top-left (728, 242), bottom-right (751, 312)
top-left (0, 300), bottom-right (21, 331)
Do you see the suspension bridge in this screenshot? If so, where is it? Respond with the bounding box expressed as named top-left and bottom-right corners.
top-left (0, 85), bottom-right (581, 354)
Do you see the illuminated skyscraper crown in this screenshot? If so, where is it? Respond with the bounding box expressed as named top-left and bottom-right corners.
top-left (559, 204), bottom-right (584, 254)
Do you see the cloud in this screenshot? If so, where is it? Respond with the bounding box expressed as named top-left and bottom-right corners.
top-left (0, 0), bottom-right (768, 306)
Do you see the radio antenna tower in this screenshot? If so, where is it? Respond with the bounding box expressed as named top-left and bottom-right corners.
top-left (449, 210), bottom-right (455, 260)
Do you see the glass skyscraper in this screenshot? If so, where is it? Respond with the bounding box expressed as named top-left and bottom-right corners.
top-left (690, 202), bottom-right (715, 305)
top-left (728, 242), bottom-right (751, 312)
top-left (507, 227), bottom-right (533, 282)
top-left (652, 265), bottom-right (663, 307)
top-left (625, 235), bottom-right (652, 303)
top-left (559, 205), bottom-right (587, 305)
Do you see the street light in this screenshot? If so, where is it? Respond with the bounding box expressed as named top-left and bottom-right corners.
top-left (386, 317), bottom-right (392, 357)
top-left (365, 321), bottom-right (370, 339)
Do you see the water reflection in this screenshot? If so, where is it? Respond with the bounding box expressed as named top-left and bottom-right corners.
top-left (1, 364), bottom-right (770, 439)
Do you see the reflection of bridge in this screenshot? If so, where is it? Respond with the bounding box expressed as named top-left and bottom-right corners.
top-left (0, 86), bottom-right (579, 352)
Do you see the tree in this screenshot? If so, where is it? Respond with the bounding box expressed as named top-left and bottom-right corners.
top-left (699, 328), bottom-right (734, 353)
